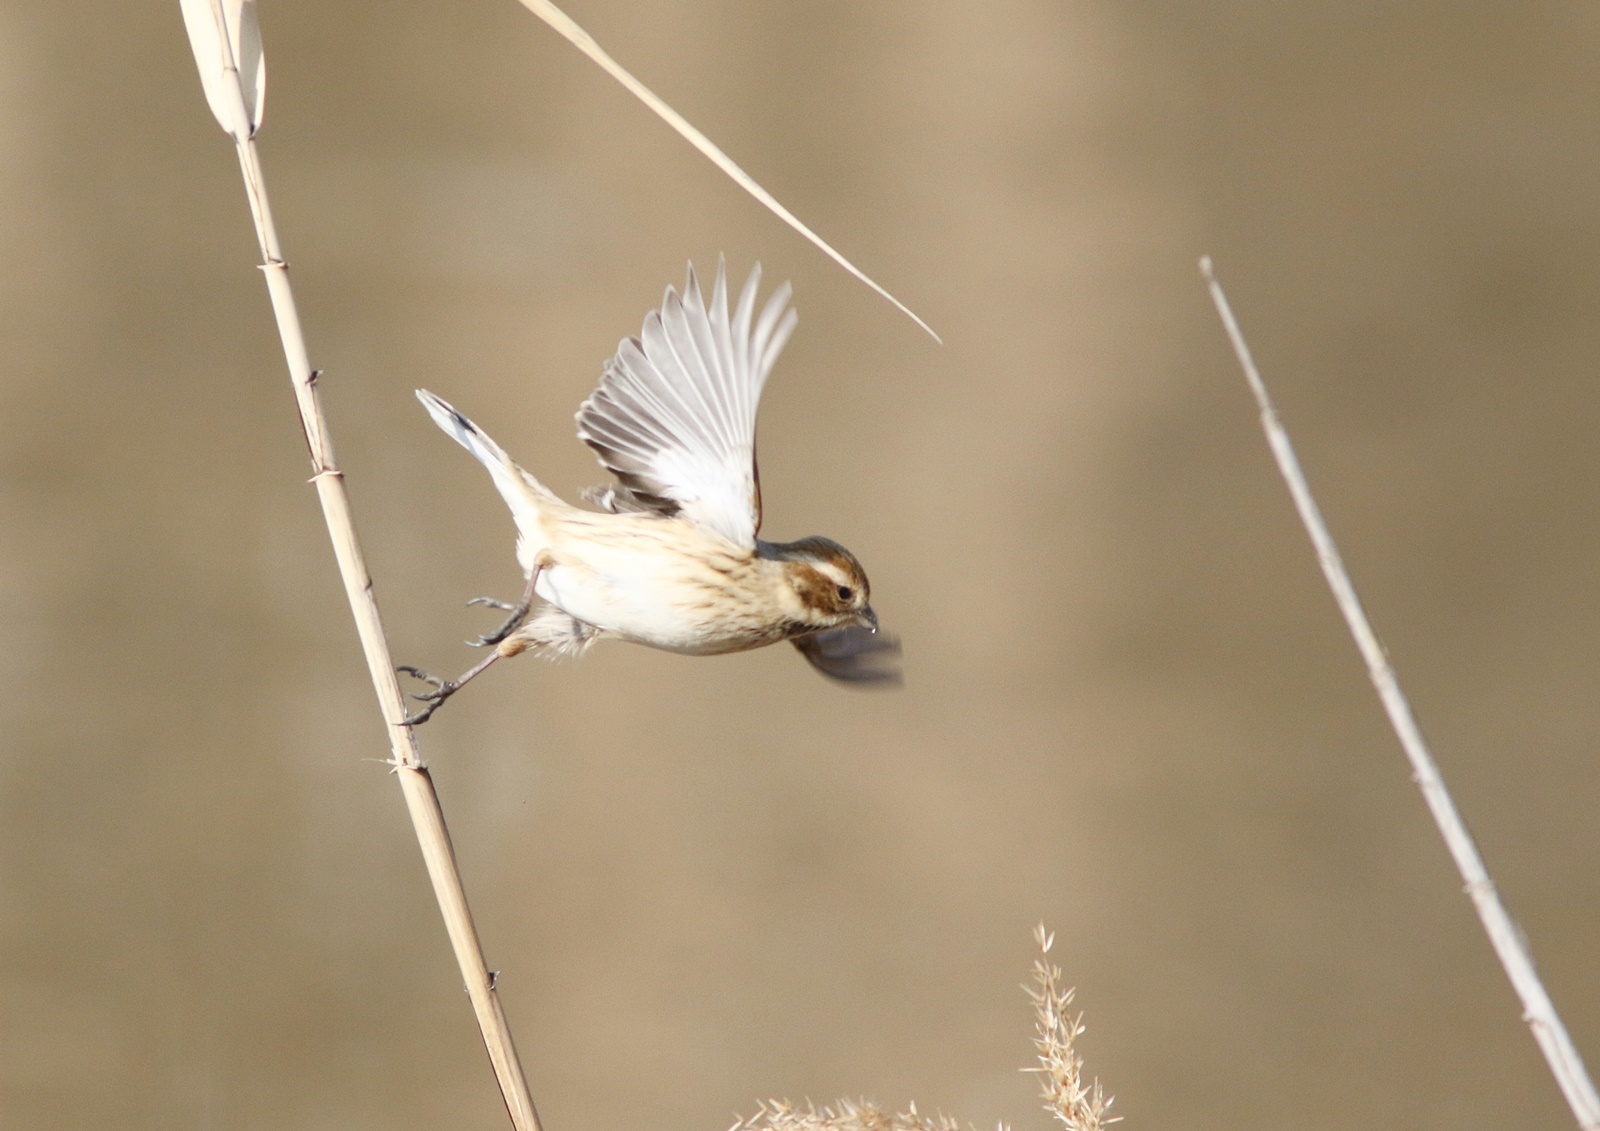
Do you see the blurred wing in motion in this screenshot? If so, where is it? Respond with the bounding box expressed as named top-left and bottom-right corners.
top-left (792, 627), bottom-right (903, 685)
top-left (576, 260), bottom-right (797, 549)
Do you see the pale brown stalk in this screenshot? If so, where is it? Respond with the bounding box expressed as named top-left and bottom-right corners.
top-left (1202, 255), bottom-right (1600, 1130)
top-left (508, 0), bottom-right (939, 343)
top-left (178, 3), bottom-right (539, 1128)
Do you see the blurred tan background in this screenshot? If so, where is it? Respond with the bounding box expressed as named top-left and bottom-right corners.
top-left (3, 2), bottom-right (1599, 1128)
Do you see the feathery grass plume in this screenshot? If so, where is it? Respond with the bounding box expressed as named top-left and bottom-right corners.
top-left (178, 4), bottom-right (540, 1129)
top-left (1201, 257), bottom-right (1600, 1130)
top-left (736, 928), bottom-right (1117, 1131)
top-left (734, 1098), bottom-right (969, 1131)
top-left (1025, 924), bottom-right (1118, 1131)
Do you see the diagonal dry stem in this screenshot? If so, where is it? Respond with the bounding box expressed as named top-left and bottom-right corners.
top-left (180, 3), bottom-right (540, 1128)
top-left (1201, 255), bottom-right (1600, 1131)
top-left (509, 0), bottom-right (939, 343)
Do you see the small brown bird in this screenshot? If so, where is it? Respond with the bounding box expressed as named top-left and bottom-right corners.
top-left (401, 260), bottom-right (900, 721)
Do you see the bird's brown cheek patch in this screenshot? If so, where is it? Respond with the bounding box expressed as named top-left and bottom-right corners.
top-left (792, 565), bottom-right (843, 616)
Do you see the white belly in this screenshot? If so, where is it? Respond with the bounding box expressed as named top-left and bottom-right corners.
top-left (529, 515), bottom-right (776, 655)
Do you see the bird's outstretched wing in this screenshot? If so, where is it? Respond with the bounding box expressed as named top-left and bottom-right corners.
top-left (792, 627), bottom-right (903, 685)
top-left (576, 260), bottom-right (796, 549)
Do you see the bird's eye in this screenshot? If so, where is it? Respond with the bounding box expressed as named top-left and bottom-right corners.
top-left (836, 585), bottom-right (853, 601)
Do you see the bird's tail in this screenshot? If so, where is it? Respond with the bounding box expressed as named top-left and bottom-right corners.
top-left (416, 390), bottom-right (558, 553)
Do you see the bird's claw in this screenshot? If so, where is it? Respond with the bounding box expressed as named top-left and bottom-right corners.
top-left (464, 596), bottom-right (530, 648)
top-left (397, 665), bottom-right (457, 725)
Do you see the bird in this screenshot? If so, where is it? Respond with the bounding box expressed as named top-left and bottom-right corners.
top-left (400, 259), bottom-right (900, 722)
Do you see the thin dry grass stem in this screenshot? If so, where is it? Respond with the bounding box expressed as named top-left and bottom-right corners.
top-left (508, 0), bottom-right (939, 343)
top-left (179, 4), bottom-right (540, 1129)
top-left (1201, 256), bottom-right (1600, 1130)
top-left (734, 1098), bottom-right (968, 1131)
top-left (1025, 924), bottom-right (1118, 1131)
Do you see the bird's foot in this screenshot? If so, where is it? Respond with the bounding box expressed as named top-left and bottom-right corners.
top-left (397, 665), bottom-right (459, 725)
top-left (465, 595), bottom-right (531, 648)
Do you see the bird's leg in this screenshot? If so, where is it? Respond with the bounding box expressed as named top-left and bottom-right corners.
top-left (398, 649), bottom-right (504, 725)
top-left (466, 564), bottom-right (544, 648)
top-left (400, 563), bottom-right (545, 724)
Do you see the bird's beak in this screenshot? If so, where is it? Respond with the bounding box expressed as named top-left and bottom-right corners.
top-left (853, 606), bottom-right (880, 633)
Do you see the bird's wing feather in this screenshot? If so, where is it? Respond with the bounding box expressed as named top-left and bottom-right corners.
top-left (576, 260), bottom-right (796, 549)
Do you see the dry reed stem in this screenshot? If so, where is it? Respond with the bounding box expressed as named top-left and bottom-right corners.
top-left (508, 0), bottom-right (939, 343)
top-left (179, 4), bottom-right (539, 1129)
top-left (1201, 255), bottom-right (1600, 1130)
top-left (1025, 924), bottom-right (1117, 1131)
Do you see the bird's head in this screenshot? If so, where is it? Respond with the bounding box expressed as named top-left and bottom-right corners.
top-left (759, 535), bottom-right (878, 633)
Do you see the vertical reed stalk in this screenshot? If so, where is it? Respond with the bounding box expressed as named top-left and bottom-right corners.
top-left (179, 4), bottom-right (540, 1128)
top-left (1201, 256), bottom-right (1600, 1130)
